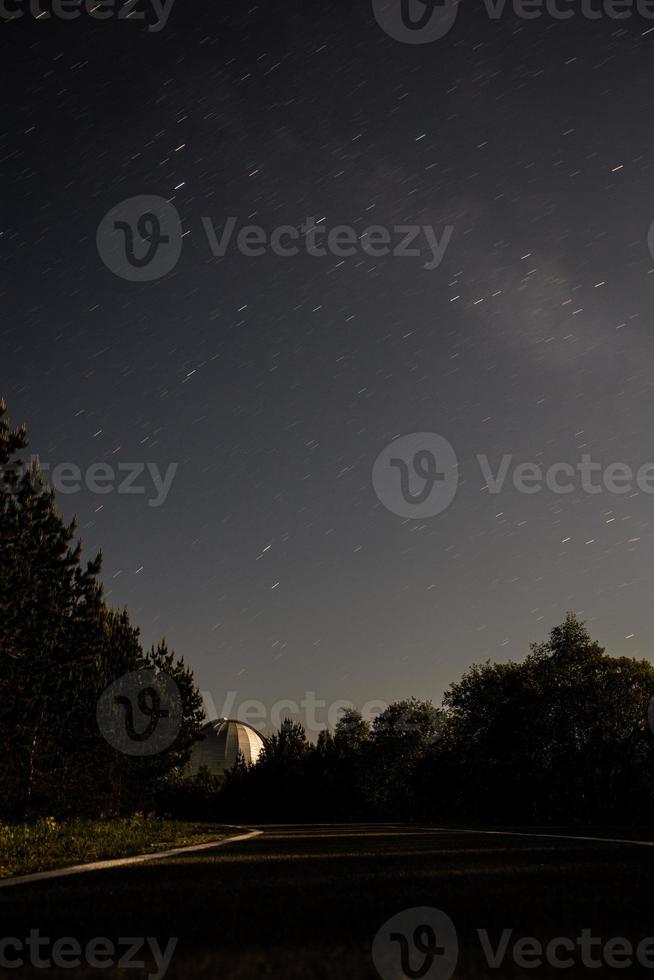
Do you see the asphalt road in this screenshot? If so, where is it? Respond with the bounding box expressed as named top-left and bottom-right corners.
top-left (3, 824), bottom-right (654, 979)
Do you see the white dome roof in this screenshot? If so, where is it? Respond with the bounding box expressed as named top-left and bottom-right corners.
top-left (188, 718), bottom-right (264, 776)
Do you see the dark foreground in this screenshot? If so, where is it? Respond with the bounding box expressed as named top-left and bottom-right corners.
top-left (3, 824), bottom-right (654, 979)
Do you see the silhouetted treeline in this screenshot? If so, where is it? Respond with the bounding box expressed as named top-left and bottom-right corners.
top-left (0, 401), bottom-right (204, 820)
top-left (172, 614), bottom-right (654, 827)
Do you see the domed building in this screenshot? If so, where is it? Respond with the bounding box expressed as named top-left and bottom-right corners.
top-left (188, 718), bottom-right (265, 776)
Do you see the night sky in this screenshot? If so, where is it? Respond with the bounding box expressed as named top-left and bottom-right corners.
top-left (3, 0), bottom-right (654, 732)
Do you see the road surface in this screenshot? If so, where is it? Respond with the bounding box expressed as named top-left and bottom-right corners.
top-left (3, 824), bottom-right (654, 979)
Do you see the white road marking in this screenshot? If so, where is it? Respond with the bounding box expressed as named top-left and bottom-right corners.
top-left (0, 829), bottom-right (263, 890)
top-left (429, 827), bottom-right (654, 848)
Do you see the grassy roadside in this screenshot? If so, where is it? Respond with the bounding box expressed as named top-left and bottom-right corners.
top-left (0, 815), bottom-right (243, 879)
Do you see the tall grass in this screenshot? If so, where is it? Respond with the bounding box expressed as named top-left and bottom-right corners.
top-left (0, 815), bottom-right (233, 878)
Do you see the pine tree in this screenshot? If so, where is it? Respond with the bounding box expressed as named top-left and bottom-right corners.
top-left (0, 400), bottom-right (104, 815)
top-left (0, 401), bottom-right (205, 818)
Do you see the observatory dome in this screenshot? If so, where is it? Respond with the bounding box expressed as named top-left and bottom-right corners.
top-left (188, 718), bottom-right (264, 776)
